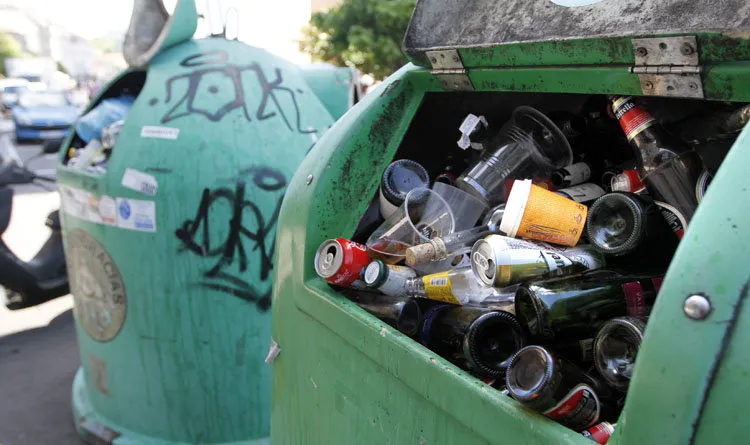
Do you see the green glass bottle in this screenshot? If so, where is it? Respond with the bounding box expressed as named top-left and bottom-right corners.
top-left (515, 271), bottom-right (662, 341)
top-left (414, 303), bottom-right (527, 379)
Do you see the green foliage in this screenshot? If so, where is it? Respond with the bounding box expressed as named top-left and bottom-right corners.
top-left (300, 0), bottom-right (416, 79)
top-left (0, 32), bottom-right (23, 77)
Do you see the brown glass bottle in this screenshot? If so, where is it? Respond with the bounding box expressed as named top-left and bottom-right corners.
top-left (505, 345), bottom-right (601, 430)
top-left (515, 271), bottom-right (662, 342)
top-left (609, 96), bottom-right (703, 234)
top-left (411, 302), bottom-right (527, 379)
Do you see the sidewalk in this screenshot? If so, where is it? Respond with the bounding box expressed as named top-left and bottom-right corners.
top-left (0, 191), bottom-right (80, 445)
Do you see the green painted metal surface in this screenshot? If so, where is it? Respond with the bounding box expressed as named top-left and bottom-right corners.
top-left (59, 35), bottom-right (341, 443)
top-left (272, 42), bottom-right (750, 444)
top-left (299, 65), bottom-right (359, 121)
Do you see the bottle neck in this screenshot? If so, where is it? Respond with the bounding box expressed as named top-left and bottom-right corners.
top-left (611, 96), bottom-right (656, 142)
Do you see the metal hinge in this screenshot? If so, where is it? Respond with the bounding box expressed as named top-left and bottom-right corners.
top-left (426, 49), bottom-right (474, 92)
top-left (631, 36), bottom-right (703, 99)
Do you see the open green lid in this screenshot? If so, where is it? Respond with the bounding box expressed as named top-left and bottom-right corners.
top-left (403, 0), bottom-right (750, 68)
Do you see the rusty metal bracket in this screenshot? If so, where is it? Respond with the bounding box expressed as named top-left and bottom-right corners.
top-left (426, 49), bottom-right (475, 92)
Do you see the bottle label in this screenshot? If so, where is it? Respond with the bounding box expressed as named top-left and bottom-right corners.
top-left (423, 272), bottom-right (461, 305)
top-left (560, 162), bottom-right (592, 186)
top-left (562, 246), bottom-right (605, 271)
top-left (540, 250), bottom-right (575, 272)
top-left (543, 384), bottom-right (600, 430)
top-left (655, 201), bottom-right (687, 239)
top-left (613, 98), bottom-right (656, 141)
top-left (622, 281), bottom-right (647, 319)
top-left (557, 183), bottom-right (606, 203)
top-left (581, 422), bottom-right (615, 444)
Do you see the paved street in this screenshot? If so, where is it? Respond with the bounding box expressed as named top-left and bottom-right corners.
top-left (0, 119), bottom-right (81, 445)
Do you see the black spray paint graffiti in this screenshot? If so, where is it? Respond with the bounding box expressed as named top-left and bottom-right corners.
top-left (175, 166), bottom-right (286, 311)
top-left (153, 50), bottom-right (315, 135)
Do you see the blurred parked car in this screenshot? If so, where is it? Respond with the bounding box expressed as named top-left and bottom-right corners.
top-left (12, 90), bottom-right (79, 142)
top-left (0, 78), bottom-right (29, 112)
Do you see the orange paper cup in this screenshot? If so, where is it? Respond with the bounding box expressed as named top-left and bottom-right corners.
top-left (500, 179), bottom-right (587, 247)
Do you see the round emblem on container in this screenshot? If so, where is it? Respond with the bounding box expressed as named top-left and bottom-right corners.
top-left (67, 229), bottom-right (126, 342)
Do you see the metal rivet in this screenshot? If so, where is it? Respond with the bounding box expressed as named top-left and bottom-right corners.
top-left (666, 85), bottom-right (675, 91)
top-left (684, 294), bottom-right (712, 320)
top-left (452, 56), bottom-right (459, 63)
top-left (689, 82), bottom-right (698, 90)
top-left (306, 174), bottom-right (313, 185)
top-left (429, 57), bottom-right (437, 64)
top-left (681, 43), bottom-right (695, 55)
top-left (440, 53), bottom-right (445, 59)
top-left (463, 80), bottom-right (470, 86)
top-left (636, 47), bottom-right (648, 57)
top-left (644, 81), bottom-right (654, 89)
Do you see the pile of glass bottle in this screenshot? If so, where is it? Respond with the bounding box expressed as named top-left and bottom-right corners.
top-left (314, 95), bottom-right (745, 443)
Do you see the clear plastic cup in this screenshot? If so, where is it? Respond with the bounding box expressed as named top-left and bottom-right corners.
top-left (432, 182), bottom-right (488, 230)
top-left (367, 188), bottom-right (455, 264)
top-left (457, 106), bottom-right (573, 204)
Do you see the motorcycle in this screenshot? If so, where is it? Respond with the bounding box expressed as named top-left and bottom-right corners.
top-left (0, 134), bottom-right (68, 310)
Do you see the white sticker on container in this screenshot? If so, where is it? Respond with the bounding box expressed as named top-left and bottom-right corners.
top-left (116, 198), bottom-right (156, 232)
top-left (121, 168), bottom-right (158, 196)
top-left (98, 196), bottom-right (117, 226)
top-left (141, 126), bottom-right (180, 140)
top-left (61, 186), bottom-right (92, 220)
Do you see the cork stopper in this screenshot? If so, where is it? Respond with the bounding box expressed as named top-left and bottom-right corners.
top-left (405, 238), bottom-right (447, 266)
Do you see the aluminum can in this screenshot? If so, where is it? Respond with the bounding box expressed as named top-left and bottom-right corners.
top-left (314, 238), bottom-right (370, 287)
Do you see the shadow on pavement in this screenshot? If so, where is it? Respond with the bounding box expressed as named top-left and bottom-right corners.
top-left (0, 309), bottom-right (82, 445)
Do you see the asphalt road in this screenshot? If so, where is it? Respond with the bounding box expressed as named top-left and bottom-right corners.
top-left (0, 118), bottom-right (81, 445)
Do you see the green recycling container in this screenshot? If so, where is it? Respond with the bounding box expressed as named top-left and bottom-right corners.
top-left (56, 1), bottom-right (352, 443)
top-left (270, 1), bottom-right (750, 443)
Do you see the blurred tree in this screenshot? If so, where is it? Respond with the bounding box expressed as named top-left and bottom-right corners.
top-left (300, 0), bottom-right (416, 79)
top-left (0, 32), bottom-right (23, 77)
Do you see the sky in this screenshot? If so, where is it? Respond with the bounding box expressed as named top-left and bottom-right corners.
top-left (0, 0), bottom-right (313, 63)
top-left (1, 0), bottom-right (135, 39)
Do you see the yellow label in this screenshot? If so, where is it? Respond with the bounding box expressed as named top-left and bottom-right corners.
top-left (422, 272), bottom-right (460, 304)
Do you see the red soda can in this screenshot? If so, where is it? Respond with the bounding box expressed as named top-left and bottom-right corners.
top-left (581, 421), bottom-right (615, 444)
top-left (314, 238), bottom-right (370, 287)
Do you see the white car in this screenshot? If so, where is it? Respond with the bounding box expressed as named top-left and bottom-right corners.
top-left (0, 78), bottom-right (29, 111)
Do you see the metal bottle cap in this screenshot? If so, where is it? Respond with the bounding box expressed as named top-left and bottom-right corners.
top-left (363, 260), bottom-right (387, 288)
top-left (314, 239), bottom-right (343, 279)
top-left (380, 159), bottom-right (430, 206)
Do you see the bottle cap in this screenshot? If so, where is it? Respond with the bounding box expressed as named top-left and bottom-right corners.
top-left (379, 160), bottom-right (429, 218)
top-left (363, 260), bottom-right (387, 288)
